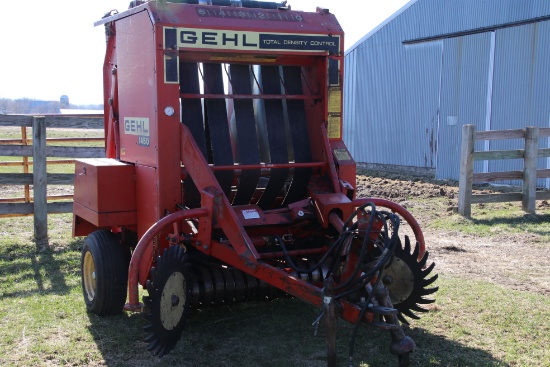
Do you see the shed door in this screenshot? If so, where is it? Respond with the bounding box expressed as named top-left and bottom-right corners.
top-left (437, 32), bottom-right (494, 180)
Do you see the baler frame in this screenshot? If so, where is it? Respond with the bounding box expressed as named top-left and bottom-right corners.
top-left (74, 1), bottom-right (437, 366)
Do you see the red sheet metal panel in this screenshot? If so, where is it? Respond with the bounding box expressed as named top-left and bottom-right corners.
top-left (113, 9), bottom-right (183, 236)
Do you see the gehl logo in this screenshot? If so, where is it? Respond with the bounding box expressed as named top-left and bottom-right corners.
top-left (124, 117), bottom-right (150, 147)
top-left (124, 117), bottom-right (150, 136)
top-left (173, 28), bottom-right (339, 52)
top-left (180, 30), bottom-right (258, 48)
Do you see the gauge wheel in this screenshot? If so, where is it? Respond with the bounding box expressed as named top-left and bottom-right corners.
top-left (143, 245), bottom-right (194, 357)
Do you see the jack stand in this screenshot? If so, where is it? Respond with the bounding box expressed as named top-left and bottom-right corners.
top-left (323, 277), bottom-right (337, 367)
top-left (374, 277), bottom-right (416, 367)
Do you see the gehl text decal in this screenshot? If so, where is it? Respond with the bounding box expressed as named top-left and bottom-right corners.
top-left (164, 28), bottom-right (339, 54)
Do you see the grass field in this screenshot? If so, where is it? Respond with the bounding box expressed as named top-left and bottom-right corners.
top-left (0, 125), bottom-right (549, 366)
top-left (0, 207), bottom-right (548, 366)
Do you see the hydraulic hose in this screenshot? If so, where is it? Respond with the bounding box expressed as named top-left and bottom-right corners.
top-left (279, 201), bottom-right (400, 299)
top-left (275, 231), bottom-right (350, 274)
top-left (293, 202), bottom-right (402, 365)
top-left (335, 205), bottom-right (400, 292)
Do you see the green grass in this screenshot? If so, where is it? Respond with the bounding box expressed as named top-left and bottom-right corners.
top-left (0, 215), bottom-right (549, 366)
top-left (1, 147), bottom-right (549, 366)
top-left (428, 202), bottom-right (550, 242)
top-left (414, 276), bottom-right (549, 367)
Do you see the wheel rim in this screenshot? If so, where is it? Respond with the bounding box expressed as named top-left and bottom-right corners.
top-left (143, 245), bottom-right (190, 357)
top-left (82, 251), bottom-right (96, 302)
top-left (160, 272), bottom-right (186, 331)
top-left (385, 256), bottom-right (415, 304)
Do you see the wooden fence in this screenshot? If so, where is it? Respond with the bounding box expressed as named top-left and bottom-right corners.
top-left (0, 114), bottom-right (104, 247)
top-left (458, 124), bottom-right (550, 217)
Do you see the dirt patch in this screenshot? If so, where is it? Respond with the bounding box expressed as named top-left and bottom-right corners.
top-left (356, 169), bottom-right (550, 296)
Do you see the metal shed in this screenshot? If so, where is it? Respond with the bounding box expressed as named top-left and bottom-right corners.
top-left (344, 0), bottom-right (550, 183)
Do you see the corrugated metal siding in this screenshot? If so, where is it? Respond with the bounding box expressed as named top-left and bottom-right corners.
top-left (405, 0), bottom-right (550, 43)
top-left (533, 21), bottom-right (550, 187)
top-left (344, 0), bottom-right (550, 182)
top-left (343, 11), bottom-right (441, 169)
top-left (489, 20), bottom-right (550, 185)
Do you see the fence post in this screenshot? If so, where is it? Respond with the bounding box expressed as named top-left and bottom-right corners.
top-left (33, 116), bottom-right (48, 249)
top-left (522, 126), bottom-right (538, 214)
top-left (458, 124), bottom-right (475, 217)
top-left (21, 126), bottom-right (31, 202)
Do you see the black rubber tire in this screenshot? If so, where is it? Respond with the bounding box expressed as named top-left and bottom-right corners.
top-left (81, 230), bottom-right (128, 315)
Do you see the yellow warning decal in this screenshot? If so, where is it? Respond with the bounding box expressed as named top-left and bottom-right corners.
top-left (328, 88), bottom-right (341, 114)
top-left (328, 115), bottom-right (341, 139)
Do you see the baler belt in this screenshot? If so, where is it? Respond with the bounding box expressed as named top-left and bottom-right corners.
top-left (281, 66), bottom-right (312, 205)
top-left (203, 63), bottom-right (234, 198)
top-left (180, 62), bottom-right (206, 207)
top-left (180, 62), bottom-right (207, 156)
top-left (228, 64), bottom-right (262, 205)
top-left (257, 65), bottom-right (289, 209)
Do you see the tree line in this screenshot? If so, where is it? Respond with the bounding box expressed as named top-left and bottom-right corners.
top-left (0, 98), bottom-right (103, 115)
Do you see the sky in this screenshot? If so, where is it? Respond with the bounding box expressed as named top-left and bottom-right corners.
top-left (0, 0), bottom-right (410, 105)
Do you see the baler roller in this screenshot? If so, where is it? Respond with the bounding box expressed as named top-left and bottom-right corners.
top-left (185, 257), bottom-right (332, 307)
